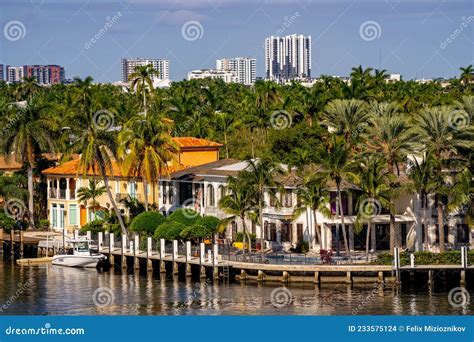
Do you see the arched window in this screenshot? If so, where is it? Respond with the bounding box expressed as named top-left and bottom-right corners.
top-left (219, 185), bottom-right (226, 200)
top-left (207, 184), bottom-right (215, 207)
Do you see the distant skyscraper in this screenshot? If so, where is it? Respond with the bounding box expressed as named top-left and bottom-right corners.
top-left (0, 64), bottom-right (3, 82)
top-left (187, 69), bottom-right (236, 83)
top-left (265, 34), bottom-right (311, 81)
top-left (121, 58), bottom-right (170, 82)
top-left (5, 65), bottom-right (64, 84)
top-left (216, 57), bottom-right (256, 85)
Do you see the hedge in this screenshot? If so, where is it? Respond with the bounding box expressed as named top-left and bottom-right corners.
top-left (376, 251), bottom-right (474, 266)
top-left (130, 211), bottom-right (165, 235)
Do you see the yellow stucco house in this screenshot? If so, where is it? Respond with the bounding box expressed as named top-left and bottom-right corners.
top-left (42, 137), bottom-right (222, 232)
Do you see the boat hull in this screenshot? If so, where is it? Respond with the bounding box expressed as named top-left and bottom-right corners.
top-left (52, 254), bottom-right (105, 268)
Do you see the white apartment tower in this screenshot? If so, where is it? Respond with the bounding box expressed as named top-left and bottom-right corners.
top-left (265, 34), bottom-right (311, 81)
top-left (121, 58), bottom-right (170, 82)
top-left (216, 57), bottom-right (256, 85)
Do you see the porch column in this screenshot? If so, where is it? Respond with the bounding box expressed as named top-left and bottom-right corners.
top-left (66, 177), bottom-right (70, 200)
top-left (56, 179), bottom-right (60, 198)
top-left (349, 225), bottom-right (354, 252)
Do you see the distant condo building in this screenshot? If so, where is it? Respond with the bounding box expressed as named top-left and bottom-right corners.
top-left (5, 65), bottom-right (65, 84)
top-left (216, 57), bottom-right (256, 85)
top-left (265, 34), bottom-right (311, 81)
top-left (0, 64), bottom-right (3, 82)
top-left (187, 69), bottom-right (236, 83)
top-left (121, 58), bottom-right (170, 82)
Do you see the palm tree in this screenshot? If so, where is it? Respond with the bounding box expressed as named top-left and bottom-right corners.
top-left (353, 155), bottom-right (392, 259)
top-left (318, 135), bottom-right (356, 255)
top-left (364, 102), bottom-right (414, 252)
top-left (407, 154), bottom-right (436, 251)
top-left (294, 172), bottom-right (331, 249)
top-left (14, 77), bottom-right (41, 102)
top-left (320, 99), bottom-right (368, 148)
top-left (0, 99), bottom-right (57, 228)
top-left (459, 65), bottom-right (473, 87)
top-left (118, 112), bottom-right (178, 211)
top-left (244, 157), bottom-right (283, 251)
top-left (213, 111), bottom-right (239, 159)
top-left (412, 106), bottom-right (473, 252)
top-left (129, 64), bottom-right (158, 117)
top-left (218, 174), bottom-right (256, 254)
top-left (77, 179), bottom-right (106, 219)
top-left (64, 78), bottom-right (128, 235)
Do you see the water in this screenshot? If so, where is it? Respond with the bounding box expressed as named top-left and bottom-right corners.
top-left (0, 262), bottom-right (471, 316)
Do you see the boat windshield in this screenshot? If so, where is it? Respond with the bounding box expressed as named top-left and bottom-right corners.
top-left (75, 242), bottom-right (89, 252)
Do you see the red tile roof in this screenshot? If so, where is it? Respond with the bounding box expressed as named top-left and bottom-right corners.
top-left (172, 137), bottom-right (223, 148)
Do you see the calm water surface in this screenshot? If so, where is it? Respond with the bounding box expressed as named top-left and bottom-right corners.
top-left (0, 262), bottom-right (471, 316)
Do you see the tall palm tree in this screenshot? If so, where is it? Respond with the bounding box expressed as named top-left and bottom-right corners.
top-left (77, 179), bottom-right (106, 219)
top-left (64, 78), bottom-right (128, 235)
top-left (364, 101), bottom-right (414, 252)
top-left (459, 65), bottom-right (473, 87)
top-left (118, 112), bottom-right (178, 211)
top-left (218, 174), bottom-right (256, 254)
top-left (407, 153), bottom-right (436, 251)
top-left (353, 155), bottom-right (392, 259)
top-left (129, 64), bottom-right (158, 117)
top-left (14, 77), bottom-right (41, 102)
top-left (245, 157), bottom-right (283, 251)
top-left (0, 99), bottom-right (57, 228)
top-left (318, 135), bottom-right (357, 255)
top-left (412, 106), bottom-right (473, 252)
top-left (321, 99), bottom-right (368, 148)
top-left (213, 111), bottom-right (239, 159)
top-left (294, 172), bottom-right (331, 249)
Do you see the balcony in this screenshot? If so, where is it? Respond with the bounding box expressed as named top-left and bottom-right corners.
top-left (49, 188), bottom-right (57, 199)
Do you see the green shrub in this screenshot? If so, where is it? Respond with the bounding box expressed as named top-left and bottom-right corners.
top-left (180, 216), bottom-right (220, 241)
top-left (154, 221), bottom-right (186, 241)
top-left (166, 208), bottom-right (201, 226)
top-left (37, 219), bottom-right (50, 230)
top-left (235, 232), bottom-right (256, 242)
top-left (0, 212), bottom-right (16, 233)
top-left (80, 220), bottom-right (105, 234)
top-left (376, 251), bottom-right (468, 266)
top-left (295, 241), bottom-right (309, 253)
top-left (130, 211), bottom-right (165, 235)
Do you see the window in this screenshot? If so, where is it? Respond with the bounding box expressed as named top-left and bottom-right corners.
top-left (168, 184), bottom-right (173, 204)
top-left (284, 189), bottom-right (292, 207)
top-left (207, 184), bottom-right (215, 207)
top-left (297, 223), bottom-right (303, 241)
top-left (59, 204), bottom-right (65, 228)
top-left (128, 181), bottom-right (137, 198)
top-left (269, 189), bottom-right (276, 207)
top-left (69, 204), bottom-right (77, 226)
top-left (219, 185), bottom-right (226, 200)
top-left (52, 204), bottom-right (57, 228)
top-left (162, 182), bottom-right (167, 205)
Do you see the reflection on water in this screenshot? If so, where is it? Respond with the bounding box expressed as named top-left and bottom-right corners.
top-left (0, 262), bottom-right (471, 316)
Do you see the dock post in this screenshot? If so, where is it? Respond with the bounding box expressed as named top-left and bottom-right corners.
top-left (74, 229), bottom-right (79, 239)
top-left (108, 233), bottom-right (115, 266)
top-left (378, 271), bottom-right (385, 284)
top-left (133, 234), bottom-right (139, 270)
top-left (314, 271), bottom-right (320, 284)
top-left (213, 244), bottom-right (219, 280)
top-left (460, 270), bottom-right (466, 286)
top-left (461, 246), bottom-right (468, 269)
top-left (172, 240), bottom-right (178, 274)
top-left (394, 247), bottom-right (401, 284)
top-left (240, 269), bottom-right (247, 281)
top-left (428, 270), bottom-right (433, 286)
top-left (185, 241), bottom-right (192, 277)
top-left (98, 232), bottom-right (103, 252)
top-left (10, 229), bottom-right (14, 256)
top-left (199, 243), bottom-right (205, 264)
top-left (282, 271), bottom-right (290, 283)
top-left (146, 237), bottom-right (153, 272)
top-left (86, 231), bottom-right (91, 241)
top-left (159, 239), bottom-right (166, 273)
top-left (121, 234), bottom-right (127, 270)
top-left (257, 270), bottom-right (265, 282)
top-left (346, 271), bottom-right (352, 285)
top-left (19, 230), bottom-right (24, 258)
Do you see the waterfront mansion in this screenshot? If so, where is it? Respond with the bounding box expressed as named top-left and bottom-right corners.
top-left (158, 159), bottom-right (472, 253)
top-left (43, 137), bottom-right (222, 231)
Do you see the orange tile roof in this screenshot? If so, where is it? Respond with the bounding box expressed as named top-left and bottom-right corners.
top-left (172, 137), bottom-right (223, 148)
top-left (0, 156), bottom-right (23, 171)
top-left (42, 158), bottom-right (189, 178)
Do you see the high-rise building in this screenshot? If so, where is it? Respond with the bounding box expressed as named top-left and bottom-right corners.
top-left (121, 58), bottom-right (170, 82)
top-left (216, 57), bottom-right (256, 85)
top-left (265, 34), bottom-right (312, 81)
top-left (0, 64), bottom-right (3, 82)
top-left (5, 65), bottom-right (64, 84)
top-left (5, 66), bottom-right (24, 83)
top-left (187, 69), bottom-right (236, 83)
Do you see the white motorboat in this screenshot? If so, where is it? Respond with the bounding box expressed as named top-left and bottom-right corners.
top-left (52, 239), bottom-right (106, 268)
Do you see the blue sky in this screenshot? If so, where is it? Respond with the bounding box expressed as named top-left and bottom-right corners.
top-left (0, 0), bottom-right (472, 82)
